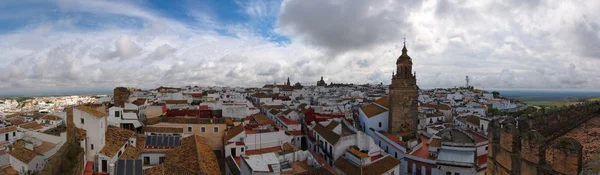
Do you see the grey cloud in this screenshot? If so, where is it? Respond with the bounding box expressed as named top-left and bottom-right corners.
top-left (219, 54), bottom-right (249, 63)
top-left (572, 20), bottom-right (600, 59)
top-left (356, 59), bottom-right (370, 68)
top-left (95, 34), bottom-right (142, 61)
top-left (147, 44), bottom-right (176, 60)
top-left (278, 0), bottom-right (418, 54)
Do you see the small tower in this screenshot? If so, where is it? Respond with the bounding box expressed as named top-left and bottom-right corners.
top-left (466, 76), bottom-right (470, 87)
top-left (287, 77), bottom-right (291, 86)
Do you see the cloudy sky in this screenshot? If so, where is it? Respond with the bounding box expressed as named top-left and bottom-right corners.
top-left (1, 0), bottom-right (599, 95)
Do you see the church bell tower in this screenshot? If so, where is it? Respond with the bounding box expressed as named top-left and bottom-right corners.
top-left (388, 40), bottom-right (419, 136)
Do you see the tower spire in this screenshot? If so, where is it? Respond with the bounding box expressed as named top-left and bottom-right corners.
top-left (398, 36), bottom-right (410, 60)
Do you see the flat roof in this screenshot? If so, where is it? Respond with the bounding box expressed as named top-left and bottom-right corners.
top-left (437, 149), bottom-right (474, 164)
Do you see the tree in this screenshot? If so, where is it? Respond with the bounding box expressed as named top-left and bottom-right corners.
top-left (492, 91), bottom-right (500, 98)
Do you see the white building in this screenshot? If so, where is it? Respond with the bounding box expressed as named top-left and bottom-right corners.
top-left (72, 106), bottom-right (108, 162)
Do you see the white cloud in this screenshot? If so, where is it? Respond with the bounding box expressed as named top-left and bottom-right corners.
top-left (1, 0), bottom-right (600, 95)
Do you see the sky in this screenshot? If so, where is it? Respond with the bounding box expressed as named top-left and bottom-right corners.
top-left (1, 0), bottom-right (600, 96)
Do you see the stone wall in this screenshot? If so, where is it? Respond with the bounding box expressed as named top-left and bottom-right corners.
top-left (488, 101), bottom-right (600, 175)
top-left (113, 87), bottom-right (130, 108)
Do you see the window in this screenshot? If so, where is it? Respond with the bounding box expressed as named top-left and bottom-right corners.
top-left (446, 172), bottom-right (452, 175)
top-left (159, 157), bottom-right (166, 164)
top-left (455, 173), bottom-right (460, 175)
top-left (241, 147), bottom-right (244, 152)
top-left (118, 150), bottom-right (122, 157)
top-left (188, 127), bottom-right (192, 132)
top-left (214, 127), bottom-right (219, 132)
top-left (91, 144), bottom-right (94, 150)
top-left (395, 152), bottom-right (397, 158)
top-left (12, 132), bottom-right (15, 137)
top-left (81, 118), bottom-right (84, 124)
top-left (201, 127), bottom-right (206, 132)
top-left (379, 122), bottom-right (382, 127)
top-left (486, 146), bottom-right (488, 150)
top-left (115, 111), bottom-right (120, 117)
top-left (143, 157), bottom-right (149, 164)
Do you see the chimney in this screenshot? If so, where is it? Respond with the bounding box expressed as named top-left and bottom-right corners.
top-left (109, 163), bottom-right (115, 175)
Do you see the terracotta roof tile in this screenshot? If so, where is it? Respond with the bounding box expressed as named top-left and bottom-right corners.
top-left (132, 99), bottom-right (147, 106)
top-left (373, 97), bottom-right (389, 109)
top-left (1, 166), bottom-right (18, 175)
top-left (465, 115), bottom-right (481, 126)
top-left (245, 146), bottom-right (282, 155)
top-left (334, 156), bottom-right (400, 175)
top-left (164, 135), bottom-right (220, 175)
top-left (9, 147), bottom-right (40, 163)
top-left (164, 100), bottom-right (188, 104)
top-left (41, 115), bottom-right (61, 121)
top-left (9, 119), bottom-right (24, 126)
top-left (360, 104), bottom-right (387, 118)
top-left (429, 138), bottom-right (442, 147)
top-left (251, 113), bottom-right (276, 125)
top-left (282, 142), bottom-right (297, 152)
top-left (144, 126), bottom-right (183, 133)
top-left (119, 146), bottom-right (141, 159)
top-left (224, 124), bottom-right (245, 143)
top-left (143, 164), bottom-right (165, 175)
top-left (100, 126), bottom-right (135, 157)
top-left (76, 127), bottom-right (87, 141)
top-left (313, 122), bottom-right (341, 144)
top-left (19, 122), bottom-right (43, 130)
top-left (35, 141), bottom-right (56, 154)
top-left (0, 126), bottom-right (16, 133)
top-left (348, 147), bottom-right (369, 158)
top-left (74, 105), bottom-right (106, 118)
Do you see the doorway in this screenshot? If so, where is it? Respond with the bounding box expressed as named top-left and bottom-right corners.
top-left (231, 148), bottom-right (237, 157)
top-left (101, 160), bottom-right (107, 172)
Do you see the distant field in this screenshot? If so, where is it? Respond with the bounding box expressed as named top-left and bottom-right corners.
top-left (524, 101), bottom-right (582, 107)
top-left (590, 97), bottom-right (600, 101)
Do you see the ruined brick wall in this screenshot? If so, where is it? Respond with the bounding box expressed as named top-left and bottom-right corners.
top-left (114, 87), bottom-right (130, 108)
top-left (488, 101), bottom-right (600, 175)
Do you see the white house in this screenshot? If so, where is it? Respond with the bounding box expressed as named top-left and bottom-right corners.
top-left (357, 97), bottom-right (389, 135)
top-left (0, 126), bottom-right (18, 145)
top-left (72, 106), bottom-right (108, 163)
top-left (39, 115), bottom-right (63, 125)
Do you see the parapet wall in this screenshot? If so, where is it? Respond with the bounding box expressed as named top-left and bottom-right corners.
top-left (487, 101), bottom-right (600, 175)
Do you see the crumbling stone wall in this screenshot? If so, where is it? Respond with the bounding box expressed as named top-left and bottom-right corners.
top-left (488, 101), bottom-right (600, 175)
top-left (114, 87), bottom-right (130, 108)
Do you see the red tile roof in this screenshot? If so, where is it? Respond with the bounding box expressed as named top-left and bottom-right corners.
top-left (278, 116), bottom-right (300, 125)
top-left (409, 135), bottom-right (436, 160)
top-left (467, 130), bottom-right (488, 143)
top-left (286, 130), bottom-right (302, 136)
top-left (378, 131), bottom-right (407, 147)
